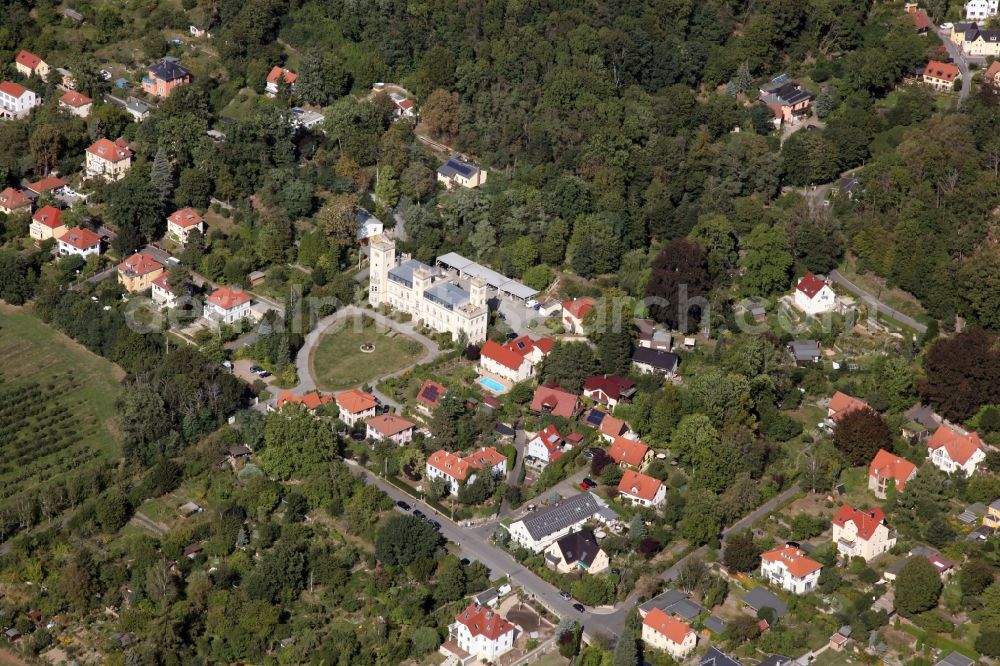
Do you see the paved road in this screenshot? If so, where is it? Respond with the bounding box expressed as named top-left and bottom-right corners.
top-left (935, 27), bottom-right (971, 102)
top-left (828, 270), bottom-right (927, 334)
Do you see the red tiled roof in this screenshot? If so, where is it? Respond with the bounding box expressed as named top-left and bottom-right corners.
top-left (927, 553), bottom-right (955, 573)
top-left (87, 138), bottom-right (132, 162)
top-left (32, 205), bottom-right (63, 228)
top-left (869, 449), bottom-right (917, 491)
top-left (0, 188), bottom-right (31, 210)
top-left (828, 391), bottom-right (870, 421)
top-left (335, 388), bottom-right (378, 414)
top-left (15, 50), bottom-right (42, 70)
top-left (796, 272), bottom-right (828, 299)
top-left (481, 335), bottom-right (553, 371)
top-left (455, 603), bottom-right (514, 641)
top-left (530, 424), bottom-right (564, 455)
top-left (986, 61), bottom-right (1000, 83)
top-left (152, 272), bottom-right (174, 293)
top-left (367, 413), bottom-right (415, 437)
top-left (417, 379), bottom-right (446, 408)
top-left (27, 176), bottom-right (66, 193)
top-left (927, 424), bottom-right (985, 465)
top-left (583, 374), bottom-right (636, 401)
top-left (562, 297), bottom-right (595, 320)
top-left (609, 436), bottom-right (650, 467)
top-left (599, 414), bottom-right (628, 437)
top-left (427, 449), bottom-right (472, 481)
top-left (761, 544), bottom-right (823, 577)
top-left (618, 468), bottom-right (662, 502)
top-left (0, 81), bottom-right (29, 98)
top-left (277, 390), bottom-right (333, 411)
top-left (925, 60), bottom-right (960, 82)
top-left (266, 66), bottom-right (297, 85)
top-left (167, 208), bottom-right (204, 228)
top-left (207, 286), bottom-right (250, 310)
top-left (463, 446), bottom-right (507, 469)
top-left (832, 504), bottom-right (886, 541)
top-left (118, 251), bottom-right (163, 276)
top-left (395, 97), bottom-right (414, 109)
top-left (59, 91), bottom-right (91, 107)
top-left (642, 608), bottom-right (693, 645)
top-left (58, 226), bottom-right (100, 250)
top-left (912, 8), bottom-right (931, 30)
top-left (530, 384), bottom-right (580, 418)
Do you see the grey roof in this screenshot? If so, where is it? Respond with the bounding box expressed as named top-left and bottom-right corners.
top-left (703, 615), bottom-right (727, 634)
top-left (759, 656), bottom-right (791, 666)
top-left (700, 647), bottom-right (742, 666)
top-left (424, 281), bottom-right (471, 310)
top-left (760, 74), bottom-right (791, 93)
top-left (789, 340), bottom-right (820, 361)
top-left (991, 498), bottom-right (1000, 510)
top-left (473, 587), bottom-right (499, 606)
top-left (632, 347), bottom-right (679, 371)
top-left (638, 589), bottom-right (687, 615)
top-left (763, 82), bottom-right (812, 106)
top-left (435, 252), bottom-right (538, 299)
top-left (670, 599), bottom-right (704, 621)
top-left (148, 58), bottom-right (189, 81)
top-left (904, 403), bottom-right (940, 430)
top-left (742, 587), bottom-right (788, 618)
top-left (126, 99), bottom-right (150, 114)
top-left (438, 157), bottom-right (480, 179)
top-left (462, 262), bottom-right (510, 289)
top-left (437, 252), bottom-right (474, 272)
top-left (518, 492), bottom-right (604, 541)
top-left (63, 8), bottom-right (83, 20)
top-left (502, 280), bottom-right (538, 299)
top-left (555, 529), bottom-right (602, 568)
top-left (356, 208), bottom-right (382, 227)
top-left (388, 257), bottom-right (432, 287)
top-left (495, 423), bottom-right (515, 437)
top-left (935, 652), bottom-right (974, 666)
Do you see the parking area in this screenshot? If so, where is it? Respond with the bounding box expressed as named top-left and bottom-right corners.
top-left (233, 358), bottom-right (275, 387)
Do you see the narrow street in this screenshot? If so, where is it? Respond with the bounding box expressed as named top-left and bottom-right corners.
top-left (827, 270), bottom-right (927, 334)
top-left (934, 26), bottom-right (972, 102)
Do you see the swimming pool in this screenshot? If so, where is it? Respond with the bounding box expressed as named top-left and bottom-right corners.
top-left (477, 376), bottom-right (506, 393)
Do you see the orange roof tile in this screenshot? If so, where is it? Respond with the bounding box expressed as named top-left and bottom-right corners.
top-left (335, 388), bottom-right (377, 414)
top-left (277, 390), bottom-right (333, 411)
top-left (599, 414), bottom-right (628, 438)
top-left (58, 226), bottom-right (100, 250)
top-left (868, 449), bottom-right (917, 491)
top-left (530, 424), bottom-right (564, 455)
top-left (761, 544), bottom-right (823, 577)
top-left (427, 449), bottom-right (472, 480)
top-left (481, 335), bottom-right (553, 371)
top-left (618, 468), bottom-right (662, 502)
top-left (118, 251), bottom-right (163, 276)
top-left (832, 504), bottom-right (886, 541)
top-left (167, 208), bottom-right (204, 228)
top-left (266, 66), bottom-right (297, 85)
top-left (0, 187), bottom-right (30, 210)
top-left (828, 391), bottom-right (870, 421)
top-left (207, 286), bottom-right (250, 310)
top-left (152, 272), bottom-right (174, 293)
top-left (530, 384), bottom-right (580, 418)
top-left (927, 424), bottom-right (985, 465)
top-left (27, 176), bottom-right (66, 193)
top-left (925, 60), bottom-right (960, 82)
top-left (455, 604), bottom-right (514, 641)
top-left (15, 50), bottom-right (42, 70)
top-left (32, 205), bottom-right (63, 228)
top-left (609, 436), bottom-right (650, 467)
top-left (0, 81), bottom-right (29, 98)
top-left (642, 608), bottom-right (693, 644)
top-left (59, 91), bottom-right (91, 107)
top-left (87, 138), bottom-right (132, 162)
top-left (562, 297), bottom-right (595, 320)
top-left (366, 413), bottom-right (415, 437)
top-left (463, 446), bottom-right (507, 469)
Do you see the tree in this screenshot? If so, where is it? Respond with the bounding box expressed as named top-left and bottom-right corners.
top-left (117, 383), bottom-right (170, 464)
top-left (959, 559), bottom-right (995, 598)
top-left (422, 89), bottom-right (460, 142)
top-left (435, 557), bottom-right (467, 602)
top-left (645, 239), bottom-right (711, 333)
top-left (150, 147), bottom-right (174, 203)
top-left (107, 177), bottom-right (164, 252)
top-left (375, 514), bottom-right (440, 566)
top-left (976, 631), bottom-right (1000, 658)
top-left (895, 557), bottom-right (943, 617)
top-left (541, 341), bottom-right (599, 391)
top-left (598, 330), bottom-right (633, 375)
top-left (671, 414), bottom-right (718, 466)
top-left (740, 224), bottom-right (792, 296)
top-left (296, 51), bottom-right (350, 105)
top-left (258, 406), bottom-right (337, 479)
top-left (96, 488), bottom-right (130, 532)
top-left (612, 628), bottom-right (639, 666)
top-left (317, 193), bottom-right (359, 250)
top-left (833, 408), bottom-right (892, 466)
top-left (675, 559), bottom-right (708, 593)
top-left (920, 329), bottom-right (1000, 421)
top-left (815, 86), bottom-right (837, 119)
top-left (678, 489), bottom-right (720, 545)
top-left (723, 531), bottom-right (760, 572)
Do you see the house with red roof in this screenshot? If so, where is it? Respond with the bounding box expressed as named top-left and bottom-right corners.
top-left (760, 544), bottom-right (823, 594)
top-left (583, 374), bottom-right (636, 411)
top-left (827, 391), bottom-right (870, 423)
top-left (203, 286), bottom-right (251, 325)
top-left (118, 252), bottom-right (164, 292)
top-left (26, 176), bottom-right (66, 196)
top-left (793, 272), bottom-right (837, 316)
top-left (425, 447), bottom-right (507, 496)
top-left (14, 50), bottom-right (48, 79)
top-left (910, 7), bottom-right (931, 33)
top-left (276, 389), bottom-right (334, 413)
top-left (618, 469), bottom-right (665, 508)
top-left (479, 335), bottom-right (553, 383)
top-left (561, 297), bottom-right (595, 334)
top-left (415, 379), bottom-right (447, 416)
top-left (265, 66), bottom-right (297, 96)
top-left (57, 227), bottom-right (101, 259)
top-left (526, 424), bottom-right (566, 466)
top-left (58, 90), bottom-right (92, 118)
top-left (609, 436), bottom-right (652, 469)
top-left (641, 608), bottom-right (696, 659)
top-left (832, 504), bottom-right (896, 561)
top-left (530, 383), bottom-right (581, 418)
top-left (984, 61), bottom-right (1000, 88)
top-left (29, 205), bottom-right (66, 243)
top-left (390, 92), bottom-right (415, 119)
top-left (0, 80), bottom-right (40, 119)
top-left (167, 208), bottom-right (205, 243)
top-left (0, 187), bottom-right (31, 215)
top-left (85, 138), bottom-right (132, 181)
top-left (598, 414), bottom-right (631, 442)
top-left (923, 60), bottom-right (961, 92)
top-left (334, 388), bottom-right (378, 427)
top-left (448, 603), bottom-right (515, 661)
top-left (151, 273), bottom-right (178, 308)
top-left (365, 413), bottom-right (415, 445)
top-left (927, 423), bottom-right (987, 476)
top-left (868, 449), bottom-right (917, 498)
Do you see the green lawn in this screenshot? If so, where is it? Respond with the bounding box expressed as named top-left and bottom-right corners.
top-left (311, 315), bottom-right (426, 390)
top-left (220, 89), bottom-right (278, 122)
top-left (0, 304), bottom-right (124, 507)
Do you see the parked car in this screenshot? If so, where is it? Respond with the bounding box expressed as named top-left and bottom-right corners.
top-left (573, 603), bottom-right (586, 613)
top-left (431, 520), bottom-right (442, 530)
top-left (249, 365), bottom-right (264, 374)
top-left (578, 482), bottom-right (590, 491)
top-left (582, 478), bottom-right (597, 489)
top-left (395, 501), bottom-right (411, 511)
top-left (559, 591), bottom-right (572, 600)
top-left (413, 510), bottom-right (425, 519)
top-left (460, 558), bottom-right (470, 566)
top-left (257, 370), bottom-right (271, 378)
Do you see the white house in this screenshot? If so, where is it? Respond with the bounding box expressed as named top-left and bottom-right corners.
top-left (793, 272), bottom-right (837, 316)
top-left (167, 208), bottom-right (205, 243)
top-left (365, 414), bottom-right (415, 445)
top-left (966, 0), bottom-right (999, 19)
top-left (479, 335), bottom-right (554, 383)
top-left (760, 544), bottom-right (822, 594)
top-left (265, 66), bottom-right (296, 96)
top-left (561, 297), bottom-right (595, 334)
top-left (57, 227), bottom-right (101, 259)
top-left (437, 156), bottom-right (487, 189)
top-left (450, 604), bottom-right (515, 661)
top-left (151, 273), bottom-right (178, 308)
top-left (0, 81), bottom-right (40, 119)
top-left (618, 469), bottom-right (666, 508)
top-left (507, 492), bottom-right (610, 552)
top-left (641, 609), bottom-right (697, 660)
top-left (85, 138), bottom-right (132, 181)
top-left (203, 286), bottom-right (251, 325)
top-left (926, 424), bottom-right (987, 476)
top-left (425, 447), bottom-right (506, 496)
top-left (525, 424), bottom-right (566, 466)
top-left (58, 91), bottom-right (92, 118)
top-left (832, 504), bottom-right (896, 561)
top-left (543, 529), bottom-right (609, 574)
top-left (356, 208), bottom-right (383, 242)
top-left (334, 389), bottom-right (378, 427)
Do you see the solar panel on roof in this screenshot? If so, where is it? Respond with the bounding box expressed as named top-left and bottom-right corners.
top-left (421, 385), bottom-right (439, 401)
top-left (585, 409), bottom-right (605, 425)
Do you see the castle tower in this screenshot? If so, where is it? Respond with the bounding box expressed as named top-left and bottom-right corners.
top-left (470, 277), bottom-right (487, 309)
top-left (368, 235), bottom-right (396, 306)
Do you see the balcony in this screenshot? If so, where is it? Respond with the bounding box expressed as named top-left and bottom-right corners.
top-left (837, 538), bottom-right (856, 554)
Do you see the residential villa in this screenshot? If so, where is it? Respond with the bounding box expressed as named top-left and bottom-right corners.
top-left (966, 0), bottom-right (999, 20)
top-left (390, 92), bottom-right (415, 119)
top-left (598, 414), bottom-right (632, 443)
top-left (760, 544), bottom-right (822, 594)
top-left (983, 498), bottom-right (1000, 530)
top-left (632, 347), bottom-right (680, 377)
top-left (582, 374), bottom-right (636, 411)
top-left (793, 273), bottom-right (836, 316)
top-left (425, 447), bottom-right (506, 496)
top-left (365, 414), bottom-right (416, 445)
top-left (26, 176), bottom-right (67, 198)
top-left (29, 206), bottom-right (66, 243)
top-left (868, 449), bottom-right (917, 498)
top-left (117, 252), bottom-right (164, 292)
top-left (609, 436), bottom-right (652, 469)
top-left (437, 156), bottom-right (487, 189)
top-left (166, 208), bottom-right (205, 243)
top-left (0, 81), bottom-right (40, 119)
top-left (923, 60), bottom-right (961, 92)
top-left (415, 379), bottom-right (446, 416)
top-left (479, 335), bottom-right (553, 383)
top-left (758, 74), bottom-right (812, 124)
top-left (507, 492), bottom-right (613, 552)
top-left (14, 50), bottom-right (48, 79)
top-left (85, 138), bottom-right (132, 181)
top-left (356, 208), bottom-right (383, 242)
top-left (543, 529), bottom-right (609, 574)
top-left (832, 504), bottom-right (896, 561)
top-left (927, 424), bottom-right (987, 476)
top-left (334, 389), bottom-right (378, 427)
top-left (961, 26), bottom-right (1000, 56)
top-left (368, 235), bottom-right (488, 344)
top-left (203, 286), bottom-right (251, 325)
top-left (58, 91), bottom-right (92, 118)
top-left (143, 58), bottom-right (191, 97)
top-left (525, 424), bottom-right (566, 466)
top-left (530, 383), bottom-right (581, 418)
top-left (618, 469), bottom-right (666, 508)
top-left (265, 66), bottom-right (296, 96)
top-left (641, 609), bottom-right (697, 660)
top-left (828, 391), bottom-right (870, 423)
top-left (0, 187), bottom-right (31, 215)
top-left (276, 390), bottom-right (333, 412)
top-left (57, 227), bottom-right (101, 259)
top-left (448, 604), bottom-right (515, 662)
top-left (561, 297), bottom-right (595, 334)
top-left (151, 273), bottom-right (178, 307)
